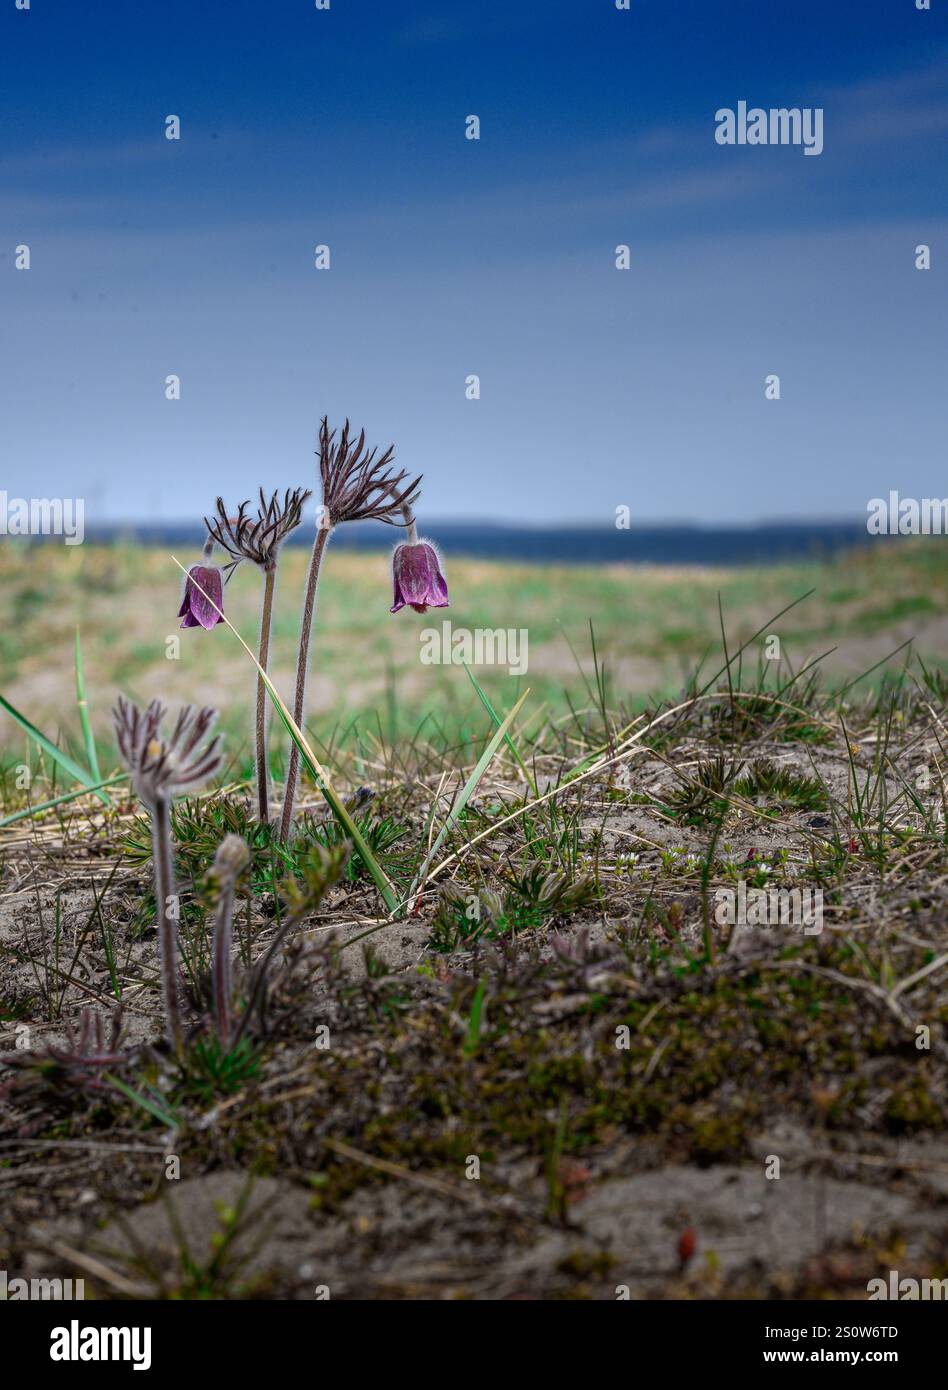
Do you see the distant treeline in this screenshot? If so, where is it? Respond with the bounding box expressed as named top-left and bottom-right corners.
top-left (47, 520), bottom-right (901, 567)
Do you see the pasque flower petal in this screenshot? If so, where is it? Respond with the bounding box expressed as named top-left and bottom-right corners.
top-left (179, 565), bottom-right (224, 630)
top-left (390, 541), bottom-right (448, 614)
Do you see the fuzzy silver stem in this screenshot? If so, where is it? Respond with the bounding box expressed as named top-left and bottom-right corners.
top-left (151, 794), bottom-right (183, 1057)
top-left (212, 877), bottom-right (236, 1046)
top-left (255, 565), bottom-right (277, 823)
top-left (402, 504), bottom-right (418, 545)
top-left (279, 521), bottom-right (332, 844)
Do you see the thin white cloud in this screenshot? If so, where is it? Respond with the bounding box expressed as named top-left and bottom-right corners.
top-left (0, 131), bottom-right (239, 178)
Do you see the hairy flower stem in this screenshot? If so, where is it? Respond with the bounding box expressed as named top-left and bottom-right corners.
top-left (255, 565), bottom-right (277, 823)
top-left (279, 524), bottom-right (332, 844)
top-left (402, 504), bottom-right (418, 544)
top-left (212, 878), bottom-right (236, 1046)
top-left (150, 795), bottom-right (184, 1057)
top-left (210, 836), bottom-right (250, 1049)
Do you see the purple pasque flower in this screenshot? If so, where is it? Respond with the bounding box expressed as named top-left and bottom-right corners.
top-left (204, 487), bottom-right (311, 575)
top-left (390, 540), bottom-right (448, 614)
top-left (112, 696), bottom-right (221, 1057)
top-left (113, 697), bottom-right (222, 805)
top-left (317, 416), bottom-right (420, 527)
top-left (178, 564), bottom-right (224, 630)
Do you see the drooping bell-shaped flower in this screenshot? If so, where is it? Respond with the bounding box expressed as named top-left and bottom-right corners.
top-left (178, 564), bottom-right (224, 629)
top-left (390, 540), bottom-right (448, 614)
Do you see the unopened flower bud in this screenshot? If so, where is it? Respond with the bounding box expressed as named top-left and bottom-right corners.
top-left (214, 833), bottom-right (250, 882)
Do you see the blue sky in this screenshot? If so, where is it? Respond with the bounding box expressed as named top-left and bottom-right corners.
top-left (1, 0), bottom-right (946, 524)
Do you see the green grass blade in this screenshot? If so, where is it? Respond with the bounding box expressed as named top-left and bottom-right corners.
top-left (103, 1073), bottom-right (179, 1128)
top-left (409, 687), bottom-right (531, 899)
top-left (464, 980), bottom-right (486, 1056)
top-left (74, 626), bottom-right (101, 782)
top-left (0, 773), bottom-right (127, 828)
top-left (461, 661), bottom-right (538, 798)
top-left (0, 692), bottom-right (110, 805)
top-left (266, 695), bottom-right (399, 913)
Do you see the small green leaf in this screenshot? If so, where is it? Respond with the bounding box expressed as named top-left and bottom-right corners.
top-left (464, 980), bottom-right (486, 1056)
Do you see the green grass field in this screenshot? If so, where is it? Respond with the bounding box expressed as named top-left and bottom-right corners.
top-left (1, 537), bottom-right (946, 794)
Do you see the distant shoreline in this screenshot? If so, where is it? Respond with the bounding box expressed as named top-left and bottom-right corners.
top-left (15, 521), bottom-right (919, 567)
